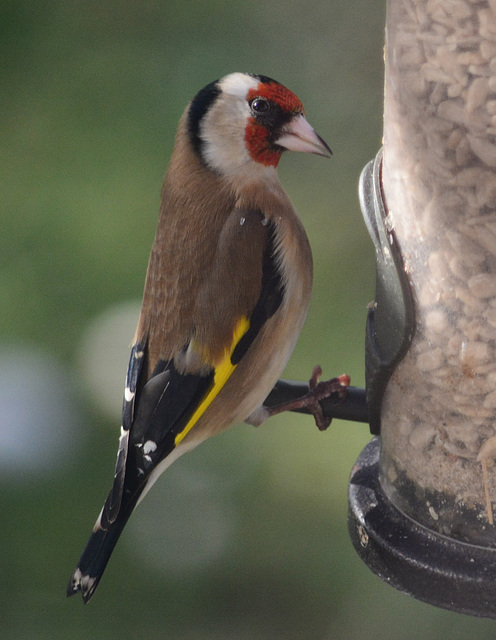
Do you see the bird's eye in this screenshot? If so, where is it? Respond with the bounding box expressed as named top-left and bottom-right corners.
top-left (250, 98), bottom-right (270, 114)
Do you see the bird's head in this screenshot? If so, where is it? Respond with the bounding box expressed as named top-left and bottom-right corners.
top-left (187, 72), bottom-right (332, 177)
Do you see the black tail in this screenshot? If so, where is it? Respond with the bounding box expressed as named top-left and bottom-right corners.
top-left (66, 490), bottom-right (140, 603)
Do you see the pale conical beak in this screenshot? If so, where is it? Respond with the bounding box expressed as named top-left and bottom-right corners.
top-left (275, 114), bottom-right (332, 158)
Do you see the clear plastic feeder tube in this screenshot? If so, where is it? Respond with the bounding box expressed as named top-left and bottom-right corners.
top-left (381, 0), bottom-right (496, 544)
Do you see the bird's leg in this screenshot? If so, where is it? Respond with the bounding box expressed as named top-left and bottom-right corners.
top-left (264, 366), bottom-right (350, 430)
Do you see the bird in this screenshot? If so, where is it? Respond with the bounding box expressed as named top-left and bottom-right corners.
top-left (67, 72), bottom-right (348, 603)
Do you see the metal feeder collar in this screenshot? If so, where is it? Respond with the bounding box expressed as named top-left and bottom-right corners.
top-left (349, 437), bottom-right (496, 619)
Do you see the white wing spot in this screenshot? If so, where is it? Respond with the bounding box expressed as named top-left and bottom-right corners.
top-left (124, 386), bottom-right (135, 402)
top-left (92, 507), bottom-right (104, 532)
top-left (81, 574), bottom-right (97, 596)
top-left (143, 440), bottom-right (157, 455)
top-left (118, 430), bottom-right (128, 450)
top-left (70, 568), bottom-right (82, 590)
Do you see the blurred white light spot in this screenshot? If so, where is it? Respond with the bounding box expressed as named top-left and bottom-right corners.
top-left (0, 344), bottom-right (83, 476)
top-left (77, 300), bottom-right (141, 421)
top-left (127, 458), bottom-right (240, 576)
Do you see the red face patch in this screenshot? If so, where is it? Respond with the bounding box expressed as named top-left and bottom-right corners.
top-left (244, 122), bottom-right (280, 167)
top-left (245, 80), bottom-right (304, 167)
top-left (247, 81), bottom-right (304, 115)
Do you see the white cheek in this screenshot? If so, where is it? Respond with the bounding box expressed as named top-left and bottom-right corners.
top-left (201, 101), bottom-right (251, 175)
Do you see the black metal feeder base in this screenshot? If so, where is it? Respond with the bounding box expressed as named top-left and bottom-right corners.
top-left (348, 438), bottom-right (496, 619)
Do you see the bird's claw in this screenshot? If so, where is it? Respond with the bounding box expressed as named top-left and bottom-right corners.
top-left (264, 365), bottom-right (350, 429)
top-left (306, 366), bottom-right (350, 430)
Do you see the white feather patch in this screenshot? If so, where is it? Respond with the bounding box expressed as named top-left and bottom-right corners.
top-left (124, 386), bottom-right (135, 402)
top-left (219, 72), bottom-right (259, 99)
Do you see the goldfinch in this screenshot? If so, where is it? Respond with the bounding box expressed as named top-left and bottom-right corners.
top-left (67, 72), bottom-right (345, 603)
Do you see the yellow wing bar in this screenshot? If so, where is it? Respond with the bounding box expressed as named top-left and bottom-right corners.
top-left (174, 316), bottom-right (250, 446)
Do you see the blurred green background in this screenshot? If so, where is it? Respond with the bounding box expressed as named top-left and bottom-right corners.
top-left (2, 0), bottom-right (495, 638)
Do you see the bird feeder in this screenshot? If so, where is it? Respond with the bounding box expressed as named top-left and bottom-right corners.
top-left (348, 0), bottom-right (496, 618)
